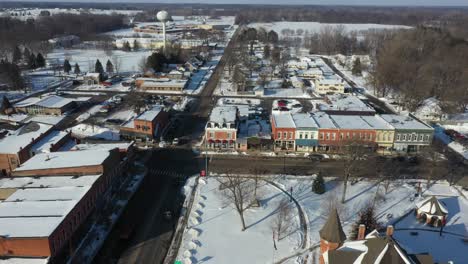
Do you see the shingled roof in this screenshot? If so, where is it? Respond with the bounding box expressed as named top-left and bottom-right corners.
top-left (319, 208), bottom-right (347, 244)
top-left (416, 196), bottom-right (448, 217)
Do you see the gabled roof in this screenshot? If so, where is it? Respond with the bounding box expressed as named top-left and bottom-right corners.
top-left (416, 196), bottom-right (448, 216)
top-left (320, 208), bottom-right (346, 244)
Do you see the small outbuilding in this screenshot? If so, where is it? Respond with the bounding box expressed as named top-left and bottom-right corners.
top-left (415, 196), bottom-right (448, 227)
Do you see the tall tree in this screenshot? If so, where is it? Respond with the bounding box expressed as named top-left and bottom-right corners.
top-left (122, 41), bottom-right (131, 52)
top-left (133, 39), bottom-right (140, 51)
top-left (106, 59), bottom-right (114, 74)
top-left (267, 30), bottom-right (279, 44)
top-left (74, 63), bottom-right (81, 74)
top-left (63, 59), bottom-right (71, 74)
top-left (216, 173), bottom-right (255, 231)
top-left (263, 44), bottom-right (271, 59)
top-left (27, 53), bottom-right (37, 69)
top-left (351, 57), bottom-right (362, 76)
top-left (35, 53), bottom-right (46, 68)
top-left (12, 46), bottom-right (22, 64)
top-left (350, 204), bottom-right (382, 240)
top-left (312, 173), bottom-right (326, 194)
top-left (95, 59), bottom-right (104, 74)
top-left (340, 141), bottom-right (371, 203)
top-left (23, 48), bottom-right (31, 62)
top-left (146, 52), bottom-right (167, 72)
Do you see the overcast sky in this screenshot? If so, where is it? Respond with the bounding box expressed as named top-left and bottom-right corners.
top-left (3, 0), bottom-right (468, 6)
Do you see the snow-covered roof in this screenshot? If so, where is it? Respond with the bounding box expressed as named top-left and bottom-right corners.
top-left (31, 130), bottom-right (69, 154)
top-left (0, 200), bottom-right (76, 218)
top-left (35, 95), bottom-right (74, 108)
top-left (0, 257), bottom-right (49, 264)
top-left (209, 106), bottom-right (238, 124)
top-left (380, 114), bottom-right (433, 131)
top-left (24, 115), bottom-right (66, 126)
top-left (4, 186), bottom-right (91, 202)
top-left (0, 217), bottom-right (64, 237)
top-left (416, 196), bottom-right (448, 216)
top-left (272, 112), bottom-right (295, 128)
top-left (0, 122), bottom-right (53, 154)
top-left (317, 78), bottom-right (344, 85)
top-left (311, 112), bottom-right (337, 129)
top-left (292, 113), bottom-right (318, 129)
top-left (360, 115), bottom-right (394, 130)
top-left (85, 72), bottom-right (100, 78)
top-left (71, 142), bottom-right (133, 152)
top-left (135, 106), bottom-right (163, 121)
top-left (0, 175), bottom-right (101, 189)
top-left (13, 97), bottom-right (41, 108)
top-left (14, 149), bottom-right (110, 172)
top-left (320, 94), bottom-right (375, 113)
top-left (330, 115), bottom-right (374, 130)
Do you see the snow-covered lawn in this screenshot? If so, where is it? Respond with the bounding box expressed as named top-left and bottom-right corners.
top-left (176, 178), bottom-right (303, 264)
top-left (76, 104), bottom-right (102, 122)
top-left (70, 123), bottom-right (119, 141)
top-left (47, 49), bottom-right (152, 73)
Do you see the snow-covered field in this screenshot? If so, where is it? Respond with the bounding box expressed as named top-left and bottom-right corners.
top-left (249, 22), bottom-right (411, 38)
top-left (176, 178), bottom-right (303, 264)
top-left (47, 49), bottom-right (151, 73)
top-left (2, 8), bottom-right (142, 21)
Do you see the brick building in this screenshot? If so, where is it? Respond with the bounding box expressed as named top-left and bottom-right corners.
top-left (271, 112), bottom-right (296, 151)
top-left (14, 95), bottom-right (76, 116)
top-left (312, 112), bottom-right (340, 151)
top-left (205, 106), bottom-right (239, 149)
top-left (120, 106), bottom-right (169, 141)
top-left (0, 122), bottom-right (70, 176)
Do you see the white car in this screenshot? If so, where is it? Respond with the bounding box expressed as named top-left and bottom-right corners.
top-left (172, 138), bottom-right (179, 145)
top-left (159, 141), bottom-right (167, 148)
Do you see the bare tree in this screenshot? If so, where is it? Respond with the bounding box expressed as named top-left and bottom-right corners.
top-left (217, 174), bottom-right (256, 231)
top-left (271, 197), bottom-right (293, 240)
top-left (137, 56), bottom-right (147, 73)
top-left (340, 141), bottom-right (372, 203)
top-left (111, 55), bottom-right (122, 74)
top-left (250, 165), bottom-right (269, 201)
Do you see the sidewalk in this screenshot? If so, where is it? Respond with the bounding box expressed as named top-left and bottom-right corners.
top-left (67, 152), bottom-right (150, 264)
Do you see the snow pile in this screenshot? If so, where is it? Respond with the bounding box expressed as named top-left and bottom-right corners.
top-left (76, 105), bottom-right (102, 122)
top-left (70, 123), bottom-right (119, 141)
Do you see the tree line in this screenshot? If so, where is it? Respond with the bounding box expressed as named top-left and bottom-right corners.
top-left (368, 26), bottom-right (468, 113)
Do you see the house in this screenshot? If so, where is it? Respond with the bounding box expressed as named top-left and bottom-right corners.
top-left (314, 78), bottom-right (346, 94)
top-left (292, 113), bottom-right (319, 152)
top-left (84, 72), bottom-right (101, 85)
top-left (205, 106), bottom-right (239, 149)
top-left (135, 78), bottom-right (188, 92)
top-left (0, 122), bottom-right (58, 176)
top-left (14, 95), bottom-right (76, 116)
top-left (48, 35), bottom-right (80, 48)
top-left (319, 210), bottom-right (436, 264)
top-left (120, 106), bottom-right (169, 141)
top-left (380, 114), bottom-right (434, 152)
top-left (271, 112), bottom-right (296, 151)
top-left (312, 112), bottom-right (340, 151)
top-left (0, 96), bottom-right (15, 115)
top-left (319, 94), bottom-right (376, 116)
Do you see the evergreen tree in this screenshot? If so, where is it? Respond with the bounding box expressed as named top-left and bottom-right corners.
top-left (146, 52), bottom-right (167, 72)
top-left (63, 59), bottom-right (72, 74)
top-left (12, 46), bottom-right (22, 64)
top-left (267, 30), bottom-right (279, 44)
top-left (95, 59), bottom-right (104, 74)
top-left (123, 41), bottom-right (131, 52)
top-left (106, 59), bottom-right (114, 73)
top-left (74, 63), bottom-right (81, 74)
top-left (35, 53), bottom-right (46, 68)
top-left (350, 204), bottom-right (382, 240)
top-left (312, 173), bottom-right (326, 194)
top-left (133, 39), bottom-right (140, 51)
top-left (28, 53), bottom-right (37, 69)
top-left (351, 57), bottom-right (362, 76)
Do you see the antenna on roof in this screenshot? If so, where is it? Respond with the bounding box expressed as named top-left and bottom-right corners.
top-left (45, 155), bottom-right (50, 161)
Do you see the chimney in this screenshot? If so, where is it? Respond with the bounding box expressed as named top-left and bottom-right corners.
top-left (386, 225), bottom-right (394, 237)
top-left (357, 224), bottom-right (366, 240)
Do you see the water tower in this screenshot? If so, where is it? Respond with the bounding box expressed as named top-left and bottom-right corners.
top-left (156, 10), bottom-right (170, 52)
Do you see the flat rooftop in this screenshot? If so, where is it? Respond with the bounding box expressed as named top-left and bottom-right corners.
top-left (0, 175), bottom-right (101, 189)
top-left (292, 113), bottom-right (318, 129)
top-left (209, 106), bottom-right (238, 124)
top-left (0, 122), bottom-right (53, 154)
top-left (31, 130), bottom-right (69, 154)
top-left (272, 113), bottom-right (295, 128)
top-left (71, 142), bottom-right (132, 152)
top-left (380, 114), bottom-right (433, 130)
top-left (14, 149), bottom-right (110, 172)
top-left (135, 106), bottom-right (163, 122)
top-left (320, 94), bottom-right (375, 113)
top-left (311, 112), bottom-right (337, 129)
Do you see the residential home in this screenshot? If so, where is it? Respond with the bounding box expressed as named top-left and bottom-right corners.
top-left (120, 106), bottom-right (169, 141)
top-left (380, 114), bottom-right (434, 152)
top-left (292, 113), bottom-right (319, 152)
top-left (314, 78), bottom-right (346, 94)
top-left (83, 72), bottom-right (101, 85)
top-left (271, 112), bottom-right (296, 151)
top-left (205, 106), bottom-right (239, 149)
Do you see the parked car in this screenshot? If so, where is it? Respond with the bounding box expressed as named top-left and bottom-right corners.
top-left (309, 153), bottom-right (329, 161)
top-left (172, 138), bottom-right (179, 145)
top-left (159, 141), bottom-right (167, 148)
